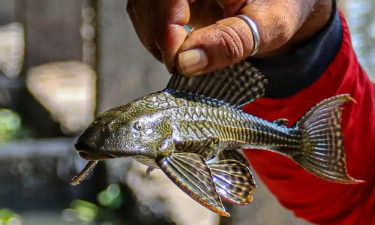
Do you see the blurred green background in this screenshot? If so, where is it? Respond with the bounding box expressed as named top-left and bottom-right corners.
top-left (0, 1), bottom-right (374, 225)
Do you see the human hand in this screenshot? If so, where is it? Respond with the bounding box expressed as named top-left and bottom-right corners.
top-left (127, 0), bottom-right (332, 76)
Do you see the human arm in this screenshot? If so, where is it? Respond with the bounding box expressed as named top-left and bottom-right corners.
top-left (126, 0), bottom-right (332, 75)
top-left (127, 1), bottom-right (375, 223)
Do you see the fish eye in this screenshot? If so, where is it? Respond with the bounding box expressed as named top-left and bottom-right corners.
top-left (133, 121), bottom-right (143, 131)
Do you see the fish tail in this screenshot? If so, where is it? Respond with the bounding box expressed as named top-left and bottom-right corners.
top-left (292, 94), bottom-right (364, 184)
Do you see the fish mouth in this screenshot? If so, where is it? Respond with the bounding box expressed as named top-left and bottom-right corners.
top-left (78, 151), bottom-right (117, 160)
top-left (77, 149), bottom-right (156, 160)
top-left (74, 140), bottom-right (157, 160)
top-left (75, 139), bottom-right (118, 160)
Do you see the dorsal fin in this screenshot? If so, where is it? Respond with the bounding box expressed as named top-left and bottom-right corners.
top-left (166, 60), bottom-right (267, 108)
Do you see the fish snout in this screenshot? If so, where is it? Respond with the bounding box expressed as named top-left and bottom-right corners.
top-left (74, 140), bottom-right (91, 151)
top-left (73, 138), bottom-right (158, 160)
top-left (74, 139), bottom-right (94, 159)
top-left (74, 139), bottom-right (114, 160)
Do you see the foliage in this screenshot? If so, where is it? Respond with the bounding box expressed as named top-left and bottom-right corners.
top-left (70, 200), bottom-right (99, 222)
top-left (62, 184), bottom-right (123, 224)
top-left (0, 208), bottom-right (22, 225)
top-left (97, 184), bottom-right (122, 209)
top-left (0, 109), bottom-right (26, 143)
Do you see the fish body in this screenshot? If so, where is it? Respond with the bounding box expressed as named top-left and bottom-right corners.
top-left (130, 89), bottom-right (299, 163)
top-left (73, 61), bottom-right (362, 216)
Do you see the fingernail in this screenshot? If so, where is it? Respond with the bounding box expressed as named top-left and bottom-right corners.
top-left (177, 49), bottom-right (208, 76)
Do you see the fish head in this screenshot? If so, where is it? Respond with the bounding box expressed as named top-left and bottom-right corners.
top-left (74, 99), bottom-right (174, 161)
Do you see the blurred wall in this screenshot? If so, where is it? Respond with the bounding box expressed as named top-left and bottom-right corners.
top-left (0, 0), bottom-right (15, 25)
top-left (97, 1), bottom-right (168, 113)
top-left (19, 0), bottom-right (82, 68)
top-left (339, 0), bottom-right (375, 80)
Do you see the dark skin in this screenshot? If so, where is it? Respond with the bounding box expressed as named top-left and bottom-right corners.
top-left (127, 0), bottom-right (332, 76)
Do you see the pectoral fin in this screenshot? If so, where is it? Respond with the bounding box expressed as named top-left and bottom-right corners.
top-left (208, 160), bottom-right (256, 205)
top-left (156, 153), bottom-right (229, 216)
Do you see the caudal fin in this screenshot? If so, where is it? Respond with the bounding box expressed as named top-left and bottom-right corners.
top-left (293, 94), bottom-right (364, 184)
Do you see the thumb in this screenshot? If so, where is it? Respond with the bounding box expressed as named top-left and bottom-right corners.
top-left (177, 16), bottom-right (255, 76)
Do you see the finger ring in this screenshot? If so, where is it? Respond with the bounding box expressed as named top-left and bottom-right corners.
top-left (236, 15), bottom-right (260, 56)
top-left (183, 25), bottom-right (194, 37)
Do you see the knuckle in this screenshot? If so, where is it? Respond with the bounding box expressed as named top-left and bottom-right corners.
top-left (216, 23), bottom-right (244, 61)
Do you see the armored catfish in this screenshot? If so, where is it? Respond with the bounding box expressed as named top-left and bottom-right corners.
top-left (72, 60), bottom-right (363, 216)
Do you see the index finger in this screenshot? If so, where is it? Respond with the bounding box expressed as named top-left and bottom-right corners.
top-left (151, 0), bottom-right (191, 72)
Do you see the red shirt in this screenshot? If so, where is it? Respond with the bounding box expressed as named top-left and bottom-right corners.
top-left (243, 12), bottom-right (375, 225)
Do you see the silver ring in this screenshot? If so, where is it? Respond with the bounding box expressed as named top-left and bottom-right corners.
top-left (183, 25), bottom-right (194, 37)
top-left (237, 15), bottom-right (260, 56)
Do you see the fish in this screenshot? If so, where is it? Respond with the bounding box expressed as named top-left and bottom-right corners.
top-left (71, 60), bottom-right (363, 216)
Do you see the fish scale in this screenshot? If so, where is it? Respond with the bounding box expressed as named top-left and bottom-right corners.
top-left (72, 60), bottom-right (363, 217)
top-left (162, 95), bottom-right (302, 160)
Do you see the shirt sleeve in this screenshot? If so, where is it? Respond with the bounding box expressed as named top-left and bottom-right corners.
top-left (242, 5), bottom-right (375, 225)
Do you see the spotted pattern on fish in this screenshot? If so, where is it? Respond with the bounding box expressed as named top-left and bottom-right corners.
top-left (140, 91), bottom-right (302, 161)
top-left (73, 59), bottom-right (363, 216)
